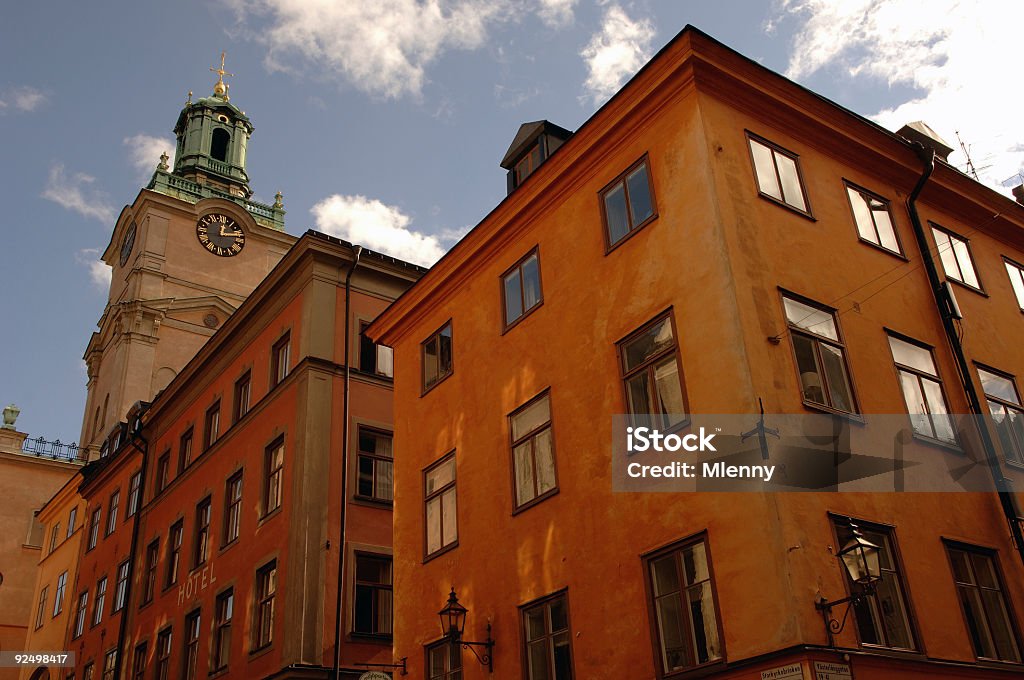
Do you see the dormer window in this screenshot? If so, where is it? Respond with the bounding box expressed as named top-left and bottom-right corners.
top-left (501, 120), bottom-right (573, 195)
top-left (514, 144), bottom-right (543, 187)
top-left (211, 128), bottom-right (230, 162)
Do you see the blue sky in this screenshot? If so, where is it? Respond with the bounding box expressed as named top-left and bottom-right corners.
top-left (1, 0), bottom-right (1018, 443)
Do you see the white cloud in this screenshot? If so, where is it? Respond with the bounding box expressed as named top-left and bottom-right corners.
top-left (123, 134), bottom-right (176, 179)
top-left (228, 0), bottom-right (582, 99)
top-left (537, 0), bottom-right (577, 28)
top-left (776, 0), bottom-right (1024, 194)
top-left (311, 194), bottom-right (447, 266)
top-left (580, 4), bottom-right (655, 105)
top-left (40, 164), bottom-right (115, 223)
top-left (0, 86), bottom-right (47, 113)
top-left (75, 248), bottom-right (112, 290)
top-left (230, 0), bottom-right (512, 99)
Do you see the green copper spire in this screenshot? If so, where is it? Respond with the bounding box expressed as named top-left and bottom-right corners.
top-left (147, 52), bottom-right (285, 231)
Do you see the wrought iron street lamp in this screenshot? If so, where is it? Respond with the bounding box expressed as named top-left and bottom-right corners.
top-left (815, 522), bottom-right (882, 645)
top-left (439, 588), bottom-right (494, 671)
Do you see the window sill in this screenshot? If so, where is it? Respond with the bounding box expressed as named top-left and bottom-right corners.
top-left (349, 632), bottom-right (393, 645)
top-left (911, 432), bottom-right (963, 454)
top-left (258, 506), bottom-right (282, 527)
top-left (248, 643), bottom-right (273, 660)
top-left (661, 659), bottom-right (726, 680)
top-left (757, 192), bottom-right (815, 221)
top-left (512, 488), bottom-right (559, 516)
top-left (501, 300), bottom-right (544, 336)
top-left (352, 495), bottom-right (393, 509)
top-left (858, 237), bottom-right (908, 261)
top-left (421, 370), bottom-right (454, 397)
top-left (947, 277), bottom-right (988, 297)
top-left (209, 666), bottom-right (229, 678)
top-left (605, 213), bottom-right (658, 255)
top-left (219, 538), bottom-right (239, 555)
top-left (423, 541), bottom-right (459, 564)
top-left (800, 401), bottom-right (865, 424)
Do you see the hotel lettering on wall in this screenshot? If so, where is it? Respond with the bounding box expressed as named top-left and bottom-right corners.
top-left (177, 562), bottom-right (217, 607)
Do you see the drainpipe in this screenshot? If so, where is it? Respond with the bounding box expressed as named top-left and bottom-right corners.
top-left (333, 244), bottom-right (363, 680)
top-left (905, 143), bottom-right (1024, 567)
top-left (114, 404), bottom-right (150, 679)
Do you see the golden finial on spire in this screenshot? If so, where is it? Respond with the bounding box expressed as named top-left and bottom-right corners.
top-left (210, 51), bottom-right (234, 99)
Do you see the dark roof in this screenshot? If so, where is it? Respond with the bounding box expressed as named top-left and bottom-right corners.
top-left (303, 229), bottom-right (430, 273)
top-left (500, 120), bottom-right (574, 168)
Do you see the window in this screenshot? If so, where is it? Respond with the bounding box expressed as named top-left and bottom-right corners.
top-left (846, 182), bottom-right (900, 254)
top-left (833, 519), bottom-right (916, 649)
top-left (155, 627), bottom-right (172, 680)
top-left (522, 592), bottom-right (574, 680)
top-left (619, 313), bottom-right (687, 429)
top-left (747, 133), bottom-right (810, 214)
top-left (102, 649), bottom-right (116, 680)
top-left (354, 554), bottom-right (392, 636)
top-left (130, 642), bottom-right (147, 680)
top-left (183, 610), bottom-right (201, 680)
top-left (422, 322), bottom-right (453, 391)
top-left (888, 334), bottom-right (956, 443)
top-left (213, 589), bottom-right (233, 670)
top-left (92, 576), bottom-right (107, 626)
top-left (356, 428), bottom-right (393, 503)
top-left (35, 586), bottom-right (48, 629)
top-left (264, 439), bottom-right (284, 514)
top-left (167, 520), bottom-right (183, 587)
top-left (424, 453), bottom-right (457, 558)
top-left (113, 559), bottom-right (129, 612)
top-left (210, 128), bottom-right (230, 162)
top-left (511, 392), bottom-right (558, 510)
top-left (194, 497), bottom-right (211, 568)
top-left (67, 506), bottom-right (77, 537)
top-left (978, 366), bottom-right (1024, 466)
top-left (204, 401), bottom-right (221, 450)
top-left (179, 428), bottom-right (194, 473)
top-left (601, 157), bottom-right (656, 247)
top-left (1006, 258), bottom-right (1024, 310)
top-left (426, 640), bottom-right (462, 680)
top-left (947, 544), bottom-right (1021, 662)
top-left (50, 522), bottom-right (61, 552)
top-left (646, 537), bottom-right (722, 673)
top-left (54, 570), bottom-right (67, 616)
top-left (127, 471), bottom-right (142, 518)
top-left (106, 490), bottom-right (119, 536)
top-left (73, 591), bottom-right (88, 638)
top-left (224, 472), bottom-right (243, 545)
top-left (271, 332), bottom-right (291, 387)
top-left (234, 371), bottom-right (251, 422)
top-left (83, 663), bottom-right (94, 680)
top-left (502, 249), bottom-right (543, 328)
top-left (514, 143), bottom-right (542, 187)
top-left (254, 560), bottom-right (277, 650)
top-left (142, 539), bottom-right (159, 604)
top-left (87, 507), bottom-right (101, 550)
top-left (156, 451), bottom-right (170, 493)
top-left (932, 225), bottom-right (981, 290)
top-left (25, 509), bottom-right (44, 547)
top-left (783, 295), bottom-right (857, 414)
top-left (359, 322), bottom-right (394, 378)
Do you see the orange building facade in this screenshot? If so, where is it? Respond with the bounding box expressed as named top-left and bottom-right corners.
top-left (371, 26), bottom-right (1024, 680)
top-left (55, 232), bottom-right (421, 680)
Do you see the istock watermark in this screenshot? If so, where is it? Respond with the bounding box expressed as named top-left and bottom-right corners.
top-left (611, 413), bottom-right (1018, 492)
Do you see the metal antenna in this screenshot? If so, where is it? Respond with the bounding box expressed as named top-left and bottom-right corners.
top-left (955, 130), bottom-right (981, 180)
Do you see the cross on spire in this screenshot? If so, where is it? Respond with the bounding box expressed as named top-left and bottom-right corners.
top-left (210, 51), bottom-right (234, 98)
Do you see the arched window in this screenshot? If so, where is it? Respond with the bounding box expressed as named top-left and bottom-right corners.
top-left (211, 128), bottom-right (230, 162)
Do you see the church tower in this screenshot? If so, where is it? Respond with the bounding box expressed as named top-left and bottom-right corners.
top-left (80, 55), bottom-right (294, 457)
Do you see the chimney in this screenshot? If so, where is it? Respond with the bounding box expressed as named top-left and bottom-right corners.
top-left (1012, 185), bottom-right (1024, 206)
top-left (897, 121), bottom-right (954, 162)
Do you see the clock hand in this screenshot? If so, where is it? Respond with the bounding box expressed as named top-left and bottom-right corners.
top-left (218, 224), bottom-right (243, 237)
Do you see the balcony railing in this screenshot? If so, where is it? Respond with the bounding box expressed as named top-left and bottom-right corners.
top-left (20, 436), bottom-right (87, 464)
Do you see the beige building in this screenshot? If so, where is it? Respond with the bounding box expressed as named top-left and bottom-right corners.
top-left (0, 411), bottom-right (84, 680)
top-left (16, 474), bottom-right (85, 680)
top-left (79, 62), bottom-right (294, 456)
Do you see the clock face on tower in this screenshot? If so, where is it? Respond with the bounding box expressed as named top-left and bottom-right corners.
top-left (196, 213), bottom-right (245, 257)
top-left (119, 222), bottom-right (137, 266)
